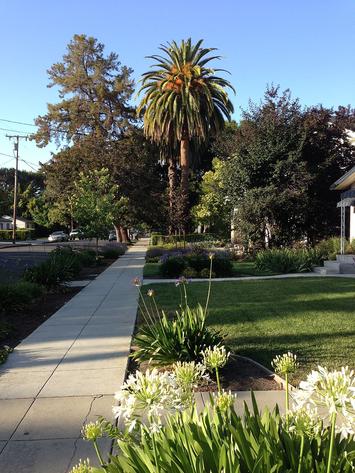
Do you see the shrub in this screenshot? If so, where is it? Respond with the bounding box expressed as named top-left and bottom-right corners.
top-left (182, 267), bottom-right (198, 278)
top-left (132, 304), bottom-right (223, 365)
top-left (76, 249), bottom-right (97, 266)
top-left (255, 248), bottom-right (323, 273)
top-left (347, 238), bottom-right (355, 254)
top-left (315, 237), bottom-right (342, 260)
top-left (0, 281), bottom-right (44, 310)
top-left (146, 247), bottom-right (166, 260)
top-left (100, 248), bottom-right (124, 259)
top-left (0, 229), bottom-right (35, 241)
top-left (99, 243), bottom-right (126, 257)
top-left (160, 252), bottom-right (233, 278)
top-left (200, 268), bottom-right (216, 278)
top-left (211, 256), bottom-right (234, 276)
top-left (23, 247), bottom-right (84, 288)
top-left (160, 256), bottom-right (187, 277)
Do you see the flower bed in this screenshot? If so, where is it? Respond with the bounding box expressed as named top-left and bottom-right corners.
top-left (70, 263), bottom-right (355, 472)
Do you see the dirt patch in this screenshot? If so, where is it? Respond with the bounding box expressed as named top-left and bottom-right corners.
top-left (0, 287), bottom-right (81, 348)
top-left (127, 348), bottom-right (280, 391)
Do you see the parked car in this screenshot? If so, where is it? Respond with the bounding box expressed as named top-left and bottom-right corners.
top-left (48, 231), bottom-right (69, 242)
top-left (69, 229), bottom-right (84, 240)
top-left (108, 231), bottom-right (117, 241)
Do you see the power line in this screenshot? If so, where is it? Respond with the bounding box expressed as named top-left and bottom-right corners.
top-left (0, 157), bottom-right (15, 166)
top-left (20, 159), bottom-right (38, 171)
top-left (0, 118), bottom-right (36, 127)
top-left (0, 152), bottom-right (14, 158)
top-left (0, 127), bottom-right (30, 135)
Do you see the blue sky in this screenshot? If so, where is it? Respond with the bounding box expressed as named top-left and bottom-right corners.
top-left (0, 0), bottom-right (354, 171)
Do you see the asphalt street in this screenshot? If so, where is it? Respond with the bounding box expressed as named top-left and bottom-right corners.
top-left (0, 240), bottom-right (106, 282)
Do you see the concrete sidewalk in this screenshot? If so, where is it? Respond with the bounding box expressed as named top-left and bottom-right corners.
top-left (0, 240), bottom-right (148, 473)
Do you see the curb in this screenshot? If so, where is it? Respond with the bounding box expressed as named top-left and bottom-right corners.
top-left (236, 355), bottom-right (296, 391)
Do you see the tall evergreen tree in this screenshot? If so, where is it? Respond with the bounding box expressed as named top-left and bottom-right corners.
top-left (32, 34), bottom-right (135, 147)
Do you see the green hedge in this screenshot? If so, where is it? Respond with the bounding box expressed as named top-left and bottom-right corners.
top-left (0, 229), bottom-right (35, 241)
top-left (150, 233), bottom-right (220, 246)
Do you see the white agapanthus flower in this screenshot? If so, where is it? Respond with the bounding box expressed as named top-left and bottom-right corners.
top-left (113, 369), bottom-right (187, 432)
top-left (213, 390), bottom-right (237, 413)
top-left (272, 352), bottom-right (299, 376)
top-left (70, 458), bottom-right (92, 473)
top-left (173, 361), bottom-right (210, 390)
top-left (293, 366), bottom-right (355, 436)
top-left (202, 345), bottom-right (230, 370)
top-left (286, 404), bottom-right (322, 437)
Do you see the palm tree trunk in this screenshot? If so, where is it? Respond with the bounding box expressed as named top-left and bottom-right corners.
top-left (168, 156), bottom-right (177, 235)
top-left (180, 139), bottom-right (189, 233)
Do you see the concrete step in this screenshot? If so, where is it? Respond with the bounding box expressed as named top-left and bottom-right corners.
top-left (339, 263), bottom-right (355, 274)
top-left (336, 254), bottom-right (355, 264)
top-left (313, 266), bottom-right (328, 275)
top-left (324, 261), bottom-right (340, 272)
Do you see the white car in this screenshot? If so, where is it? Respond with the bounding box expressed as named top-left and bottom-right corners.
top-left (69, 229), bottom-right (84, 240)
top-left (48, 231), bottom-right (69, 242)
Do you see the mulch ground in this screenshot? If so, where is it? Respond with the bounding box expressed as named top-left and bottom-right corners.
top-left (0, 259), bottom-right (115, 349)
top-left (128, 348), bottom-right (280, 391)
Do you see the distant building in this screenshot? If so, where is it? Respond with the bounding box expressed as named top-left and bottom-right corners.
top-left (0, 215), bottom-right (34, 230)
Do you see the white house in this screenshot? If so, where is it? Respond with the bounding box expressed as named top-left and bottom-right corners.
top-left (330, 166), bottom-right (355, 251)
top-left (0, 215), bottom-right (34, 231)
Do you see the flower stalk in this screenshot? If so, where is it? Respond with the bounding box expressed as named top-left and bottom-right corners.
top-left (326, 412), bottom-right (337, 473)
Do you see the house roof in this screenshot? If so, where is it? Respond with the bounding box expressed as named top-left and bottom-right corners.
top-left (330, 166), bottom-right (355, 190)
top-left (0, 215), bottom-right (33, 223)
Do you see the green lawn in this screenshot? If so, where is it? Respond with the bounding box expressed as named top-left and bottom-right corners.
top-left (143, 261), bottom-right (275, 279)
top-left (142, 278), bottom-right (355, 384)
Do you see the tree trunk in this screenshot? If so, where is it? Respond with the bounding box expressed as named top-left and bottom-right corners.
top-left (114, 224), bottom-right (122, 242)
top-left (180, 139), bottom-right (189, 233)
top-left (120, 226), bottom-right (130, 243)
top-left (168, 156), bottom-right (177, 235)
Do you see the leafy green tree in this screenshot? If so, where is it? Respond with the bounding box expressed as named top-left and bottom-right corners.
top-left (32, 34), bottom-right (135, 147)
top-left (41, 128), bottom-right (167, 233)
top-left (210, 87), bottom-right (355, 248)
top-left (192, 158), bottom-right (230, 236)
top-left (138, 38), bottom-right (234, 231)
top-left (71, 168), bottom-right (128, 252)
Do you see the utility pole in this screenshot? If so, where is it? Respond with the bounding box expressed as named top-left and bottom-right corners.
top-left (6, 134), bottom-right (28, 244)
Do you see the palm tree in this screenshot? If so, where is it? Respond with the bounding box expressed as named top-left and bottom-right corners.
top-left (138, 38), bottom-right (235, 232)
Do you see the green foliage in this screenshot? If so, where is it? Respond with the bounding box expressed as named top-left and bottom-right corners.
top-left (255, 248), bottom-right (323, 273)
top-left (71, 168), bottom-right (129, 243)
top-left (100, 247), bottom-right (125, 259)
top-left (75, 249), bottom-right (97, 266)
top-left (150, 233), bottom-right (220, 246)
top-left (0, 229), bottom-right (35, 241)
top-left (315, 237), bottom-right (342, 260)
top-left (138, 38), bottom-right (234, 146)
top-left (192, 158), bottom-right (231, 237)
top-left (210, 87), bottom-right (355, 249)
top-left (0, 281), bottom-right (44, 310)
top-left (87, 398), bottom-right (355, 473)
top-left (160, 253), bottom-right (233, 278)
top-left (160, 256), bottom-right (186, 277)
top-left (182, 267), bottom-right (198, 278)
top-left (132, 304), bottom-right (223, 365)
top-left (200, 267), bottom-right (216, 278)
top-left (0, 346), bottom-right (13, 365)
top-left (23, 247), bottom-right (91, 288)
top-left (33, 34), bottom-right (135, 147)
